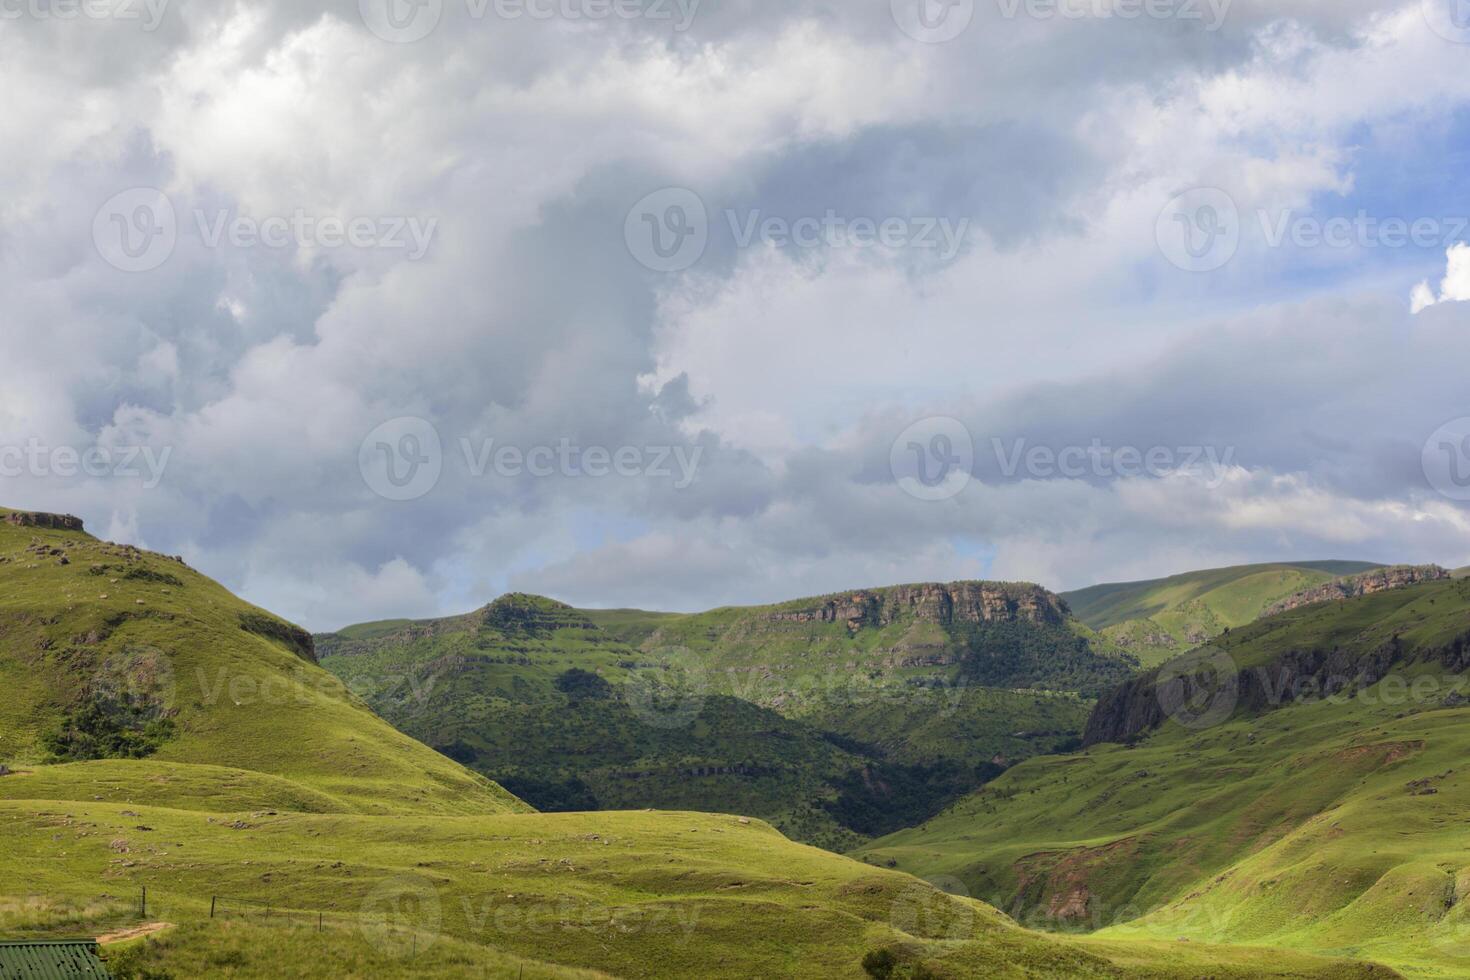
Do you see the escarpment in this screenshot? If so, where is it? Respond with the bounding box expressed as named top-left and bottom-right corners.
top-left (766, 582), bottom-right (1068, 633)
top-left (1264, 565), bottom-right (1450, 617)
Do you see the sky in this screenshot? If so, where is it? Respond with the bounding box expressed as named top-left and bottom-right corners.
top-left (3, 0), bottom-right (1470, 630)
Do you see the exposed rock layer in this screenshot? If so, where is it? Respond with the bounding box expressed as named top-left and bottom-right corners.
top-left (1264, 565), bottom-right (1449, 617)
top-left (767, 582), bottom-right (1068, 633)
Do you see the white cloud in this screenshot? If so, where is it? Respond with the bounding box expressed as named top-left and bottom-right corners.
top-left (1412, 243), bottom-right (1470, 313)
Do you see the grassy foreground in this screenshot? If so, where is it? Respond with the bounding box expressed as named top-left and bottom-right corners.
top-left (2, 762), bottom-right (1397, 978)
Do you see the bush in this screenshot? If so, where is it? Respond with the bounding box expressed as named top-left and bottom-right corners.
top-left (862, 947), bottom-right (898, 978)
top-left (555, 668), bottom-right (613, 702)
top-left (42, 700), bottom-right (175, 762)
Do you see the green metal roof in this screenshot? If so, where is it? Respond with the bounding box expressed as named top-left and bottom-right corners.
top-left (0, 941), bottom-right (111, 979)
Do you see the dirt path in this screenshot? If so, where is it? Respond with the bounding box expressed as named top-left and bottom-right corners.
top-left (97, 922), bottom-right (173, 945)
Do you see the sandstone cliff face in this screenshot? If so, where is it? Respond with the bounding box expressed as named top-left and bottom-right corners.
top-left (1264, 565), bottom-right (1449, 617)
top-left (3, 510), bottom-right (85, 532)
top-left (767, 582), bottom-right (1067, 633)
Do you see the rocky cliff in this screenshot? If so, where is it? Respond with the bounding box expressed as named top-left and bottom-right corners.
top-left (1082, 640), bottom-right (1406, 747)
top-left (1263, 565), bottom-right (1449, 617)
top-left (239, 611), bottom-right (318, 664)
top-left (1085, 577), bottom-right (1470, 747)
top-left (766, 582), bottom-right (1068, 633)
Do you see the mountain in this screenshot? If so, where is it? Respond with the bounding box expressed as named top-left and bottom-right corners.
top-left (0, 507), bottom-right (1389, 978)
top-left (857, 575), bottom-right (1470, 978)
top-left (317, 583), bottom-right (1133, 849)
top-left (1063, 561), bottom-right (1385, 667)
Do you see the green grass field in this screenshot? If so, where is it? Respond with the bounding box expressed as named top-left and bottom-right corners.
top-left (1, 760), bottom-right (1398, 979)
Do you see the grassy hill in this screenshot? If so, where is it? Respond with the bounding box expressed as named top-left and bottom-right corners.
top-left (317, 585), bottom-right (1125, 849)
top-left (0, 509), bottom-right (524, 816)
top-left (1063, 561), bottom-right (1384, 667)
top-left (857, 576), bottom-right (1470, 978)
top-left (0, 509), bottom-right (1395, 978)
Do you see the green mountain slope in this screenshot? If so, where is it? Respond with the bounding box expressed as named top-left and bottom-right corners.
top-left (858, 577), bottom-right (1470, 978)
top-left (317, 584), bottom-right (1125, 849)
top-left (0, 509), bottom-right (1393, 978)
top-left (1063, 561), bottom-right (1385, 667)
top-left (0, 509), bottom-right (524, 816)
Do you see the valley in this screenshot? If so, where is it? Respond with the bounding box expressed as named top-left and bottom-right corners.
top-left (315, 584), bottom-right (1123, 849)
top-left (1, 506), bottom-right (1463, 977)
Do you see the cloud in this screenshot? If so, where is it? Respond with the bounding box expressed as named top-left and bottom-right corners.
top-left (3, 1), bottom-right (1469, 628)
top-left (1411, 243), bottom-right (1470, 313)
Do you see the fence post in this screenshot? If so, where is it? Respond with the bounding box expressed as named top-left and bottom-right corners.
top-left (141, 886), bottom-right (147, 918)
top-left (210, 896), bottom-right (216, 919)
top-left (318, 912), bottom-right (323, 934)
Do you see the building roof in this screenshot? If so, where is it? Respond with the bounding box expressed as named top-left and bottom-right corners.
top-left (0, 940), bottom-right (111, 979)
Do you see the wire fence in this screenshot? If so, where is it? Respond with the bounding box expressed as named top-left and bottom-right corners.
top-left (208, 894), bottom-right (331, 932)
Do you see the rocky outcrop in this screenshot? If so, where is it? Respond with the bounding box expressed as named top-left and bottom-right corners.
top-left (3, 511), bottom-right (85, 532)
top-left (1265, 566), bottom-right (1450, 617)
top-left (767, 582), bottom-right (1067, 633)
top-left (1082, 672), bottom-right (1169, 747)
top-left (239, 612), bottom-right (318, 664)
top-left (1085, 623), bottom-right (1470, 748)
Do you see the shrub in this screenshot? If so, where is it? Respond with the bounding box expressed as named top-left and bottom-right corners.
top-left (862, 947), bottom-right (898, 978)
